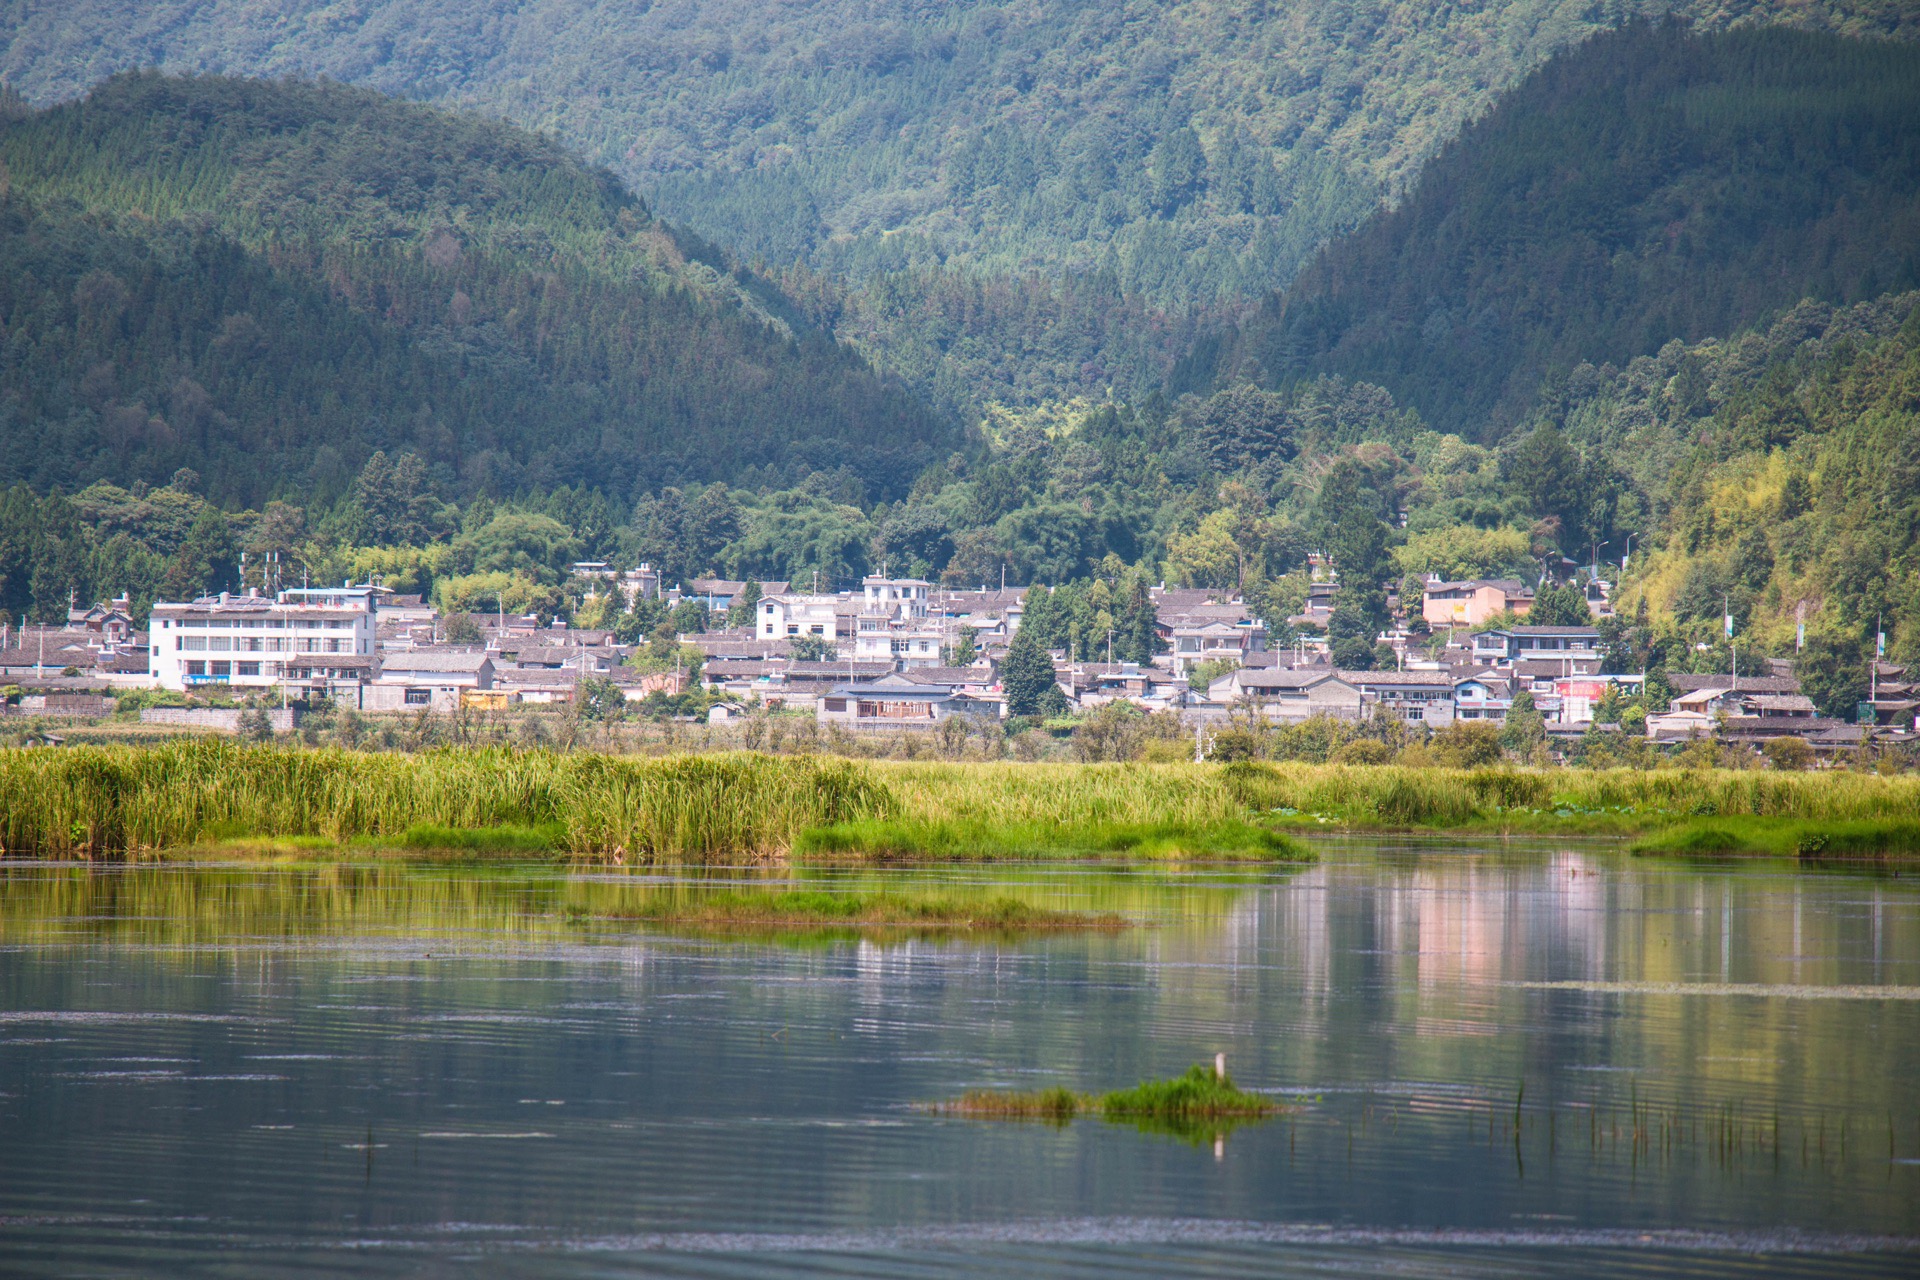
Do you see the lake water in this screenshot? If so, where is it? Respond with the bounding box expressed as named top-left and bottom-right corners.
top-left (2, 840), bottom-right (1917, 1277)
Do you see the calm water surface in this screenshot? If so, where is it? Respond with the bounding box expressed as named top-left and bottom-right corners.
top-left (2, 839), bottom-right (1917, 1277)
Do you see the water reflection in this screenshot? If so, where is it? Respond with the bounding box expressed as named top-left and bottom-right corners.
top-left (0, 841), bottom-right (1915, 1278)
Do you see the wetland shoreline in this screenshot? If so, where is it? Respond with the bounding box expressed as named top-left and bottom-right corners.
top-left (1, 741), bottom-right (1916, 865)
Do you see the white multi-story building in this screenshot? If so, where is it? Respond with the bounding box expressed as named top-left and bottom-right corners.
top-left (758, 593), bottom-right (845, 641)
top-left (149, 587), bottom-right (378, 691)
top-left (852, 576), bottom-right (944, 668)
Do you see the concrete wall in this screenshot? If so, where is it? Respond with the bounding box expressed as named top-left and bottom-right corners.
top-left (139, 707), bottom-right (300, 733)
top-left (363, 682), bottom-right (462, 713)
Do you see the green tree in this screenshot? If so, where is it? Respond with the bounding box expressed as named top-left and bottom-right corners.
top-left (1506, 425), bottom-right (1582, 535)
top-left (726, 580), bottom-right (763, 629)
top-left (236, 706), bottom-right (275, 742)
top-left (1530, 582), bottom-right (1593, 627)
top-left (1192, 383), bottom-right (1294, 472)
top-left (577, 676), bottom-right (628, 722)
top-left (944, 625), bottom-right (979, 668)
top-left (160, 506), bottom-right (239, 600)
top-left (347, 450), bottom-right (444, 546)
top-left (1002, 624), bottom-right (1061, 718)
top-left (790, 634), bottom-right (837, 661)
top-left (443, 613), bottom-right (484, 645)
top-left (1500, 688), bottom-right (1547, 757)
top-left (1114, 576), bottom-right (1162, 665)
top-left (1799, 632), bottom-right (1869, 720)
top-left (454, 512), bottom-right (581, 582)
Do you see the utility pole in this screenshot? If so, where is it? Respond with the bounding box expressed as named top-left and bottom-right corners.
top-left (1724, 592), bottom-right (1736, 687)
top-left (1873, 613), bottom-right (1883, 707)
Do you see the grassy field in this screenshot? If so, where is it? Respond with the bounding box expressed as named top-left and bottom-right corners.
top-left (2, 742), bottom-right (1917, 863)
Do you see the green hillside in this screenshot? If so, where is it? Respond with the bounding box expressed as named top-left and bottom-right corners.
top-left (0, 73), bottom-right (955, 507)
top-left (1210, 24), bottom-right (1920, 436)
top-left (5, 1), bottom-right (1908, 415)
top-left (1564, 293), bottom-right (1920, 709)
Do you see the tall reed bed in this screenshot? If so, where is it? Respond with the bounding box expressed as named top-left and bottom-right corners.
top-left (0, 741), bottom-right (893, 862)
top-left (1219, 762), bottom-right (1920, 827)
top-left (873, 762), bottom-right (1255, 828)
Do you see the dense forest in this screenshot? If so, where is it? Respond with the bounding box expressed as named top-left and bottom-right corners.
top-left (1206, 24), bottom-right (1920, 436)
top-left (0, 74), bottom-right (955, 507)
top-left (5, 1), bottom-right (1910, 416)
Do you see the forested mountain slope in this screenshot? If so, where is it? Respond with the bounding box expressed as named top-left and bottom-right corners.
top-left (1537, 292), bottom-right (1920, 710)
top-left (4, 1), bottom-right (1908, 415)
top-left (1206, 24), bottom-right (1920, 437)
top-left (0, 73), bottom-right (954, 507)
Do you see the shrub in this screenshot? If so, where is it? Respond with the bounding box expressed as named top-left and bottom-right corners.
top-left (1764, 737), bottom-right (1814, 771)
top-left (1329, 739), bottom-right (1393, 765)
top-left (1433, 721), bottom-right (1504, 767)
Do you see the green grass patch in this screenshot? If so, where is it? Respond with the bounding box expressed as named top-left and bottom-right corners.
top-left (932, 1063), bottom-right (1285, 1139)
top-left (578, 888), bottom-right (1127, 933)
top-left (1095, 1063), bottom-right (1280, 1121)
top-left (174, 833), bottom-right (341, 859)
top-left (1631, 818), bottom-right (1920, 860)
top-left (794, 818), bottom-right (1309, 863)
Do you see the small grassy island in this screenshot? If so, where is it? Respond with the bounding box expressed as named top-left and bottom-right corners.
top-left (934, 1062), bottom-right (1284, 1138)
top-left (574, 889), bottom-right (1128, 934)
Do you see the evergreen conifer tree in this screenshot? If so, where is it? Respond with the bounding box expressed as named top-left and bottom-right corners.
top-left (1002, 623), bottom-right (1061, 718)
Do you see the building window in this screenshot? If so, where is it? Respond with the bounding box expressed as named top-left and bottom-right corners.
top-left (210, 661), bottom-right (231, 677)
top-left (186, 661), bottom-right (206, 677)
top-left (824, 698), bottom-right (847, 712)
top-left (405, 689), bottom-right (432, 706)
top-left (182, 637), bottom-right (206, 651)
top-left (236, 662), bottom-right (260, 676)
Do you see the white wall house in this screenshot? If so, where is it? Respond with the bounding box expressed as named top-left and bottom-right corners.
top-left (149, 587), bottom-right (377, 692)
top-left (365, 650), bottom-right (496, 712)
top-left (758, 593), bottom-right (844, 641)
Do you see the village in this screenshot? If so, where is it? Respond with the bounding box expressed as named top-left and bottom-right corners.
top-left (3, 565), bottom-right (1912, 762)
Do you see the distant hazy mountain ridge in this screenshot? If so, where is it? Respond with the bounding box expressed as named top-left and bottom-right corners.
top-left (0, 73), bottom-right (954, 506)
top-left (1200, 23), bottom-right (1920, 438)
top-left (4, 0), bottom-right (1910, 414)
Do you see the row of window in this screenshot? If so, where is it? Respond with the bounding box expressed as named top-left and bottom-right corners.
top-left (821, 698), bottom-right (936, 718)
top-left (163, 617), bottom-right (357, 630)
top-left (184, 661), bottom-right (265, 677)
top-left (178, 637), bottom-right (355, 653)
